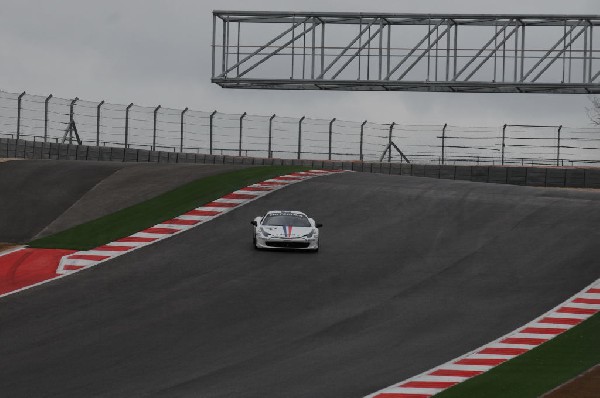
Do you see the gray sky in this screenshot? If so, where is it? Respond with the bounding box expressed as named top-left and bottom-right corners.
top-left (1, 0), bottom-right (599, 127)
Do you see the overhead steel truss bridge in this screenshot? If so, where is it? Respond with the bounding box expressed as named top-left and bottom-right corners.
top-left (211, 11), bottom-right (600, 94)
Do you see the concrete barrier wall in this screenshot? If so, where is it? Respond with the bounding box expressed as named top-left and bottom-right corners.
top-left (2, 138), bottom-right (599, 189)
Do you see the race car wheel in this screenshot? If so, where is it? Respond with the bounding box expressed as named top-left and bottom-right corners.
top-left (253, 235), bottom-right (259, 250)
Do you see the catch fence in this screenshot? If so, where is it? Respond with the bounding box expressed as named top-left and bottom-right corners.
top-left (1, 90), bottom-right (598, 165)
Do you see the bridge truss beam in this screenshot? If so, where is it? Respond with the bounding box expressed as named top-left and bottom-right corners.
top-left (212, 11), bottom-right (600, 94)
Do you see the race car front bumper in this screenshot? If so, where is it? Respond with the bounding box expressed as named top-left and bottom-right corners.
top-left (255, 235), bottom-right (319, 250)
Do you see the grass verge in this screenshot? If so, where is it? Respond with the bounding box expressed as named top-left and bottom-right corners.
top-left (29, 166), bottom-right (309, 251)
top-left (436, 312), bottom-right (600, 398)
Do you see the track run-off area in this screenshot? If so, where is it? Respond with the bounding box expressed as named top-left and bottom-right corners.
top-left (0, 163), bottom-right (599, 397)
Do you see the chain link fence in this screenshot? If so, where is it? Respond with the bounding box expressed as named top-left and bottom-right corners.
top-left (1, 90), bottom-right (599, 165)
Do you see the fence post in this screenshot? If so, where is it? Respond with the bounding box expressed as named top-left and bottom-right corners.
top-left (68, 97), bottom-right (79, 145)
top-left (152, 105), bottom-right (161, 151)
top-left (501, 124), bottom-right (507, 165)
top-left (441, 123), bottom-right (447, 165)
top-left (297, 116), bottom-right (305, 159)
top-left (360, 120), bottom-right (367, 161)
top-left (44, 94), bottom-right (52, 143)
top-left (124, 103), bottom-right (133, 148)
top-left (556, 125), bottom-right (562, 167)
top-left (180, 107), bottom-right (188, 152)
top-left (209, 110), bottom-right (217, 155)
top-left (16, 91), bottom-right (25, 140)
top-left (388, 122), bottom-right (396, 163)
top-left (328, 118), bottom-right (336, 160)
top-left (239, 112), bottom-right (246, 156)
top-left (268, 114), bottom-right (276, 158)
top-left (96, 100), bottom-right (104, 146)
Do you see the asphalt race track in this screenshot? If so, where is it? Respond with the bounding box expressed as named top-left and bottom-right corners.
top-left (0, 172), bottom-right (599, 397)
top-left (0, 160), bottom-right (245, 242)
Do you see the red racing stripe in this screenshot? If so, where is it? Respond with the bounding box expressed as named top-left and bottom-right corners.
top-left (429, 369), bottom-right (483, 377)
top-left (203, 202), bottom-right (239, 208)
top-left (400, 381), bottom-right (459, 389)
top-left (67, 254), bottom-right (111, 261)
top-left (520, 327), bottom-right (567, 335)
top-left (240, 186), bottom-right (273, 191)
top-left (185, 210), bottom-right (221, 217)
top-left (62, 265), bottom-right (86, 271)
top-left (587, 288), bottom-right (600, 294)
top-left (116, 237), bottom-right (157, 243)
top-left (478, 347), bottom-right (529, 355)
top-left (93, 245), bottom-right (135, 252)
top-left (556, 306), bottom-right (598, 315)
top-left (500, 337), bottom-right (548, 345)
top-left (142, 227), bottom-right (180, 235)
top-left (455, 358), bottom-right (507, 366)
top-left (274, 176), bottom-right (303, 180)
top-left (573, 298), bottom-right (600, 304)
top-left (258, 181), bottom-right (288, 185)
top-left (538, 317), bottom-right (583, 326)
top-left (222, 193), bottom-right (257, 200)
top-left (162, 218), bottom-right (201, 225)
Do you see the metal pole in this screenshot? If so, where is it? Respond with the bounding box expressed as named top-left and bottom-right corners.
top-left (221, 18), bottom-right (227, 74)
top-left (360, 120), bottom-right (367, 161)
top-left (311, 18), bottom-right (316, 79)
top-left (209, 110), bottom-right (217, 155)
top-left (124, 103), bottom-right (133, 148)
top-left (379, 19), bottom-right (384, 80)
top-left (69, 97), bottom-right (79, 145)
top-left (152, 105), bottom-right (161, 151)
top-left (239, 112), bottom-right (246, 156)
top-left (442, 123), bottom-right (447, 165)
top-left (44, 94), bottom-right (52, 143)
top-left (557, 125), bottom-right (562, 166)
top-left (268, 114), bottom-right (276, 158)
top-left (212, 14), bottom-right (216, 78)
top-left (16, 91), bottom-right (25, 140)
top-left (388, 122), bottom-right (396, 163)
top-left (180, 107), bottom-right (188, 152)
top-left (237, 22), bottom-right (241, 77)
top-left (328, 118), bottom-right (336, 160)
top-left (502, 124), bottom-right (507, 165)
top-left (321, 20), bottom-right (325, 77)
top-left (583, 23), bottom-right (588, 82)
top-left (298, 116), bottom-right (305, 160)
top-left (97, 100), bottom-right (104, 147)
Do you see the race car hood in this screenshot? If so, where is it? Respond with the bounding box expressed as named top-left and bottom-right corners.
top-left (260, 225), bottom-right (314, 238)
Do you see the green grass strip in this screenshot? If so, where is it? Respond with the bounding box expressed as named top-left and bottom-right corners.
top-left (29, 166), bottom-right (309, 251)
top-left (436, 312), bottom-right (600, 398)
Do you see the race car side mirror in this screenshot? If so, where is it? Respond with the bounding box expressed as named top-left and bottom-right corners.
top-left (316, 223), bottom-right (323, 228)
top-left (250, 221), bottom-right (257, 226)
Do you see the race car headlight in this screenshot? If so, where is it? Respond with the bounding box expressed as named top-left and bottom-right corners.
top-left (303, 230), bottom-right (315, 238)
top-left (258, 227), bottom-right (271, 238)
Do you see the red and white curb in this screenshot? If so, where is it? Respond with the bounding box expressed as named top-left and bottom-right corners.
top-left (56, 170), bottom-right (343, 275)
top-left (364, 278), bottom-right (600, 398)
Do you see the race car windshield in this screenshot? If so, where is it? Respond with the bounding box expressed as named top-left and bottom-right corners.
top-left (263, 215), bottom-right (311, 227)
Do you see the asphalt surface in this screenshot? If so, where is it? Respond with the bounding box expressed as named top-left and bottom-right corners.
top-left (0, 160), bottom-right (246, 242)
top-left (0, 172), bottom-right (599, 397)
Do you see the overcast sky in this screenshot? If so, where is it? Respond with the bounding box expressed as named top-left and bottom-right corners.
top-left (1, 0), bottom-right (599, 127)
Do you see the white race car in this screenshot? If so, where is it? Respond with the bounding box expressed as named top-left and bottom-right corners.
top-left (251, 210), bottom-right (322, 251)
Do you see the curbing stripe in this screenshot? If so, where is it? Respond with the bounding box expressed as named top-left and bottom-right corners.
top-left (365, 278), bottom-right (600, 398)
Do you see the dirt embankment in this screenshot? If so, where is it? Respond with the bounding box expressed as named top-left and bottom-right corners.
top-left (542, 365), bottom-right (600, 398)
